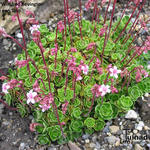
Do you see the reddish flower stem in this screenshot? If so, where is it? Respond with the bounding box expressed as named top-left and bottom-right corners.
top-left (78, 0), bottom-right (82, 23)
top-left (121, 20), bottom-right (139, 45)
top-left (55, 25), bottom-right (58, 44)
top-left (72, 72), bottom-right (76, 102)
top-left (104, 0), bottom-right (111, 24)
top-left (52, 102), bottom-right (65, 138)
top-left (107, 0), bottom-right (117, 41)
top-left (92, 0), bottom-right (97, 23)
top-left (84, 93), bottom-right (95, 117)
top-left (77, 14), bottom-right (83, 40)
top-left (122, 42), bottom-right (146, 70)
top-left (114, 1), bottom-right (141, 43)
top-left (121, 45), bottom-right (136, 63)
top-left (63, 0), bottom-right (67, 51)
top-left (15, 0), bottom-right (32, 82)
top-left (121, 0), bottom-right (146, 45)
top-left (38, 42), bottom-right (51, 92)
top-left (64, 67), bottom-right (69, 96)
top-left (93, 6), bottom-right (99, 34)
top-left (66, 0), bottom-right (73, 46)
top-left (112, 0), bottom-right (132, 35)
top-left (101, 29), bottom-right (108, 64)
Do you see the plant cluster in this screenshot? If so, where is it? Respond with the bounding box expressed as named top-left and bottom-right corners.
top-left (0, 0), bottom-right (150, 145)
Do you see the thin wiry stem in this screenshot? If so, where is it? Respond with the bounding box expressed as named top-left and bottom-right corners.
top-left (114, 1), bottom-right (142, 43)
top-left (104, 0), bottom-right (111, 24)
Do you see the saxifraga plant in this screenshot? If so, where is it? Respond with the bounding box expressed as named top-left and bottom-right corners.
top-left (0, 0), bottom-right (150, 145)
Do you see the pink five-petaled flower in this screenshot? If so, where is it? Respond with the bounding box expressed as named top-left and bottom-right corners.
top-left (29, 123), bottom-right (41, 132)
top-left (51, 43), bottom-right (58, 56)
top-left (99, 24), bottom-right (108, 37)
top-left (15, 60), bottom-right (28, 68)
top-left (29, 25), bottom-right (40, 34)
top-left (62, 101), bottom-right (69, 114)
top-left (98, 84), bottom-right (111, 97)
top-left (57, 21), bottom-right (64, 32)
top-left (81, 65), bottom-right (89, 75)
top-left (2, 83), bottom-right (10, 94)
top-left (109, 66), bottom-right (121, 79)
top-left (27, 90), bottom-right (37, 104)
top-left (86, 42), bottom-right (96, 50)
top-left (39, 94), bottom-right (54, 112)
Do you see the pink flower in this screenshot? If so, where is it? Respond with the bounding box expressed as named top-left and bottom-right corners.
top-left (39, 104), bottom-right (51, 112)
top-left (29, 25), bottom-right (40, 34)
top-left (8, 0), bottom-right (15, 2)
top-left (39, 93), bottom-right (54, 112)
top-left (2, 83), bottom-right (10, 94)
top-left (8, 79), bottom-right (18, 89)
top-left (68, 9), bottom-right (77, 23)
top-left (98, 84), bottom-right (111, 96)
top-left (57, 21), bottom-right (64, 32)
top-left (70, 48), bottom-right (77, 52)
top-left (27, 18), bottom-right (39, 24)
top-left (109, 66), bottom-right (121, 78)
top-left (99, 24), bottom-right (107, 37)
top-left (29, 123), bottom-right (41, 132)
top-left (133, 0), bottom-right (143, 5)
top-left (101, 0), bottom-right (107, 6)
top-left (85, 0), bottom-right (95, 11)
top-left (60, 122), bottom-right (66, 125)
top-left (81, 65), bottom-right (89, 75)
top-left (27, 90), bottom-right (37, 104)
top-left (33, 80), bottom-right (41, 92)
top-left (135, 70), bottom-right (142, 82)
top-left (15, 60), bottom-right (28, 68)
top-left (141, 70), bottom-right (148, 78)
top-left (0, 76), bottom-right (7, 81)
top-left (51, 44), bottom-right (58, 56)
top-left (25, 10), bottom-right (35, 17)
top-left (91, 84), bottom-right (102, 97)
top-left (86, 42), bottom-right (96, 50)
top-left (62, 101), bottom-right (69, 114)
top-left (11, 15), bottom-right (16, 22)
top-left (76, 75), bottom-right (82, 81)
top-left (111, 86), bottom-right (118, 94)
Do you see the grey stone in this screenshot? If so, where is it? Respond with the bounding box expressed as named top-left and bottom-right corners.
top-left (105, 136), bottom-right (120, 145)
top-left (109, 126), bottom-right (120, 134)
top-left (82, 134), bottom-right (90, 140)
top-left (134, 144), bottom-right (143, 150)
top-left (19, 143), bottom-right (26, 150)
top-left (125, 110), bottom-right (138, 119)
